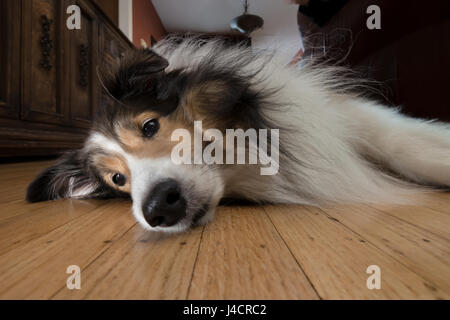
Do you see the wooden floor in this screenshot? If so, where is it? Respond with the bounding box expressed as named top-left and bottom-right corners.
top-left (0, 161), bottom-right (449, 300)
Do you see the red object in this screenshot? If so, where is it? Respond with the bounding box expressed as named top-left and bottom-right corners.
top-left (132, 0), bottom-right (167, 48)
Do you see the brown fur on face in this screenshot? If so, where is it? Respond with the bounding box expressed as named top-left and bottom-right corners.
top-left (114, 104), bottom-right (237, 165)
top-left (178, 64), bottom-right (264, 133)
top-left (115, 110), bottom-right (195, 159)
top-left (93, 154), bottom-right (131, 193)
top-left (181, 79), bottom-right (252, 131)
top-left (182, 80), bottom-right (228, 125)
top-left (93, 45), bottom-right (267, 191)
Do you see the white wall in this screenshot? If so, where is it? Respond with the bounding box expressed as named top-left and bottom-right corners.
top-left (118, 0), bottom-right (133, 42)
top-left (250, 1), bottom-right (303, 61)
top-left (153, 0), bottom-right (303, 60)
top-left (251, 28), bottom-right (302, 62)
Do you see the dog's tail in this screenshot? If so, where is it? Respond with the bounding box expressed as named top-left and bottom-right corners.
top-left (345, 98), bottom-right (450, 190)
top-left (260, 69), bottom-right (445, 206)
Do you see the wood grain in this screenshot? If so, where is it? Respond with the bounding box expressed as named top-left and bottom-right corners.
top-left (265, 205), bottom-right (448, 299)
top-left (54, 225), bottom-right (203, 299)
top-left (0, 199), bottom-right (104, 255)
top-left (0, 160), bottom-right (54, 204)
top-left (368, 203), bottom-right (450, 240)
top-left (0, 200), bottom-right (135, 299)
top-left (0, 161), bottom-right (449, 299)
top-left (321, 205), bottom-right (450, 294)
top-left (0, 0), bottom-right (133, 157)
top-left (188, 206), bottom-right (319, 299)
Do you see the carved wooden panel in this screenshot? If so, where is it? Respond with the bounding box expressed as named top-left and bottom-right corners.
top-left (0, 0), bottom-right (133, 157)
top-left (0, 0), bottom-right (21, 119)
top-left (21, 0), bottom-right (67, 125)
top-left (68, 0), bottom-right (99, 128)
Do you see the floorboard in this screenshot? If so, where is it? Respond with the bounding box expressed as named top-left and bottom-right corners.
top-left (0, 161), bottom-right (448, 299)
top-left (187, 206), bottom-right (319, 299)
top-left (266, 205), bottom-right (447, 299)
top-left (321, 205), bottom-right (450, 296)
top-left (54, 224), bottom-right (203, 299)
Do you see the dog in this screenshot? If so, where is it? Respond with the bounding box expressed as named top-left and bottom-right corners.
top-left (27, 37), bottom-right (450, 233)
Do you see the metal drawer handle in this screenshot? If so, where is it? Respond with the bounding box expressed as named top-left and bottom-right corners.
top-left (79, 44), bottom-right (89, 88)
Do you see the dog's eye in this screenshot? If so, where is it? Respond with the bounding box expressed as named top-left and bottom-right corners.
top-left (111, 173), bottom-right (126, 187)
top-left (142, 118), bottom-right (160, 138)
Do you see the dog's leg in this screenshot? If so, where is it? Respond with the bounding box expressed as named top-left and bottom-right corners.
top-left (347, 99), bottom-right (450, 187)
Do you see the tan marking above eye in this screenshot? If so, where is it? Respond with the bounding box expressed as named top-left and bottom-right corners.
top-left (93, 154), bottom-right (131, 193)
top-left (135, 111), bottom-right (160, 127)
top-left (115, 110), bottom-right (195, 159)
top-left (115, 108), bottom-right (237, 161)
top-left (116, 126), bottom-right (143, 152)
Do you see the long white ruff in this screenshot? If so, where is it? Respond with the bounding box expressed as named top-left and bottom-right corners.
top-left (153, 36), bottom-right (450, 206)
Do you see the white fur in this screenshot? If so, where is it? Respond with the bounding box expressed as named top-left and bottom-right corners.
top-left (87, 132), bottom-right (224, 231)
top-left (81, 38), bottom-right (450, 232)
top-left (152, 37), bottom-right (450, 208)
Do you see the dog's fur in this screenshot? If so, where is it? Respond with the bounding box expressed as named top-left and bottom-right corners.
top-left (27, 37), bottom-right (450, 232)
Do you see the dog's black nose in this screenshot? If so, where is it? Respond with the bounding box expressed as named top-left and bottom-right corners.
top-left (142, 179), bottom-right (187, 227)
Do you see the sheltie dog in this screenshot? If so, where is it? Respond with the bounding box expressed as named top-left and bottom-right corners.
top-left (27, 37), bottom-right (450, 232)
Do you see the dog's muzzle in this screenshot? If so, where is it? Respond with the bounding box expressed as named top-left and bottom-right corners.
top-left (141, 179), bottom-right (187, 227)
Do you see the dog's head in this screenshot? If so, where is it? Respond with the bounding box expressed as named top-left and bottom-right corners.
top-left (27, 46), bottom-right (271, 232)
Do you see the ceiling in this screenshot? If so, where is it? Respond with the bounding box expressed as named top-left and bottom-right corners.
top-left (152, 0), bottom-right (302, 57)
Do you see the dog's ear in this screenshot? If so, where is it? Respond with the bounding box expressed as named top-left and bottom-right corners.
top-left (100, 48), bottom-right (169, 101)
top-left (180, 70), bottom-right (257, 128)
top-left (26, 151), bottom-right (102, 202)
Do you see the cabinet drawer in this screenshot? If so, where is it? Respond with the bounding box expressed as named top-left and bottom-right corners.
top-left (68, 0), bottom-right (99, 128)
top-left (21, 0), bottom-right (67, 125)
top-left (0, 0), bottom-right (21, 120)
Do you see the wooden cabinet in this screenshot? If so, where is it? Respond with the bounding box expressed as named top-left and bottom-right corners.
top-left (68, 0), bottom-right (99, 128)
top-left (0, 0), bottom-right (21, 120)
top-left (0, 0), bottom-right (133, 157)
top-left (21, 0), bottom-right (67, 125)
